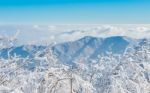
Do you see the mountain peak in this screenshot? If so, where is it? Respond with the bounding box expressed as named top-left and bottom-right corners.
top-left (53, 36), bottom-right (130, 64)
top-left (0, 36), bottom-right (139, 64)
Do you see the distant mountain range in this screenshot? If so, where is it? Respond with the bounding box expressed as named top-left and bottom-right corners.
top-left (0, 36), bottom-right (146, 64)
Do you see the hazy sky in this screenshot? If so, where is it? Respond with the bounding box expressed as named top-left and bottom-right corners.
top-left (0, 0), bottom-right (150, 24)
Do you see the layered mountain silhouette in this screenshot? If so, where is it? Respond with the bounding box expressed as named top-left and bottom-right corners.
top-left (52, 36), bottom-right (130, 64)
top-left (0, 36), bottom-right (142, 64)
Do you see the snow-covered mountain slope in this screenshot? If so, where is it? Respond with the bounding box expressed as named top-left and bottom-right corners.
top-left (0, 45), bottom-right (45, 58)
top-left (0, 36), bottom-right (141, 64)
top-left (52, 36), bottom-right (136, 64)
top-left (0, 35), bottom-right (150, 93)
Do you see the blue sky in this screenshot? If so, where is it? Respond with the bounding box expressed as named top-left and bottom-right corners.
top-left (0, 0), bottom-right (150, 24)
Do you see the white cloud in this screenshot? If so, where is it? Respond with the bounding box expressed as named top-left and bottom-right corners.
top-left (48, 25), bottom-right (56, 31)
top-left (52, 24), bottom-right (150, 43)
top-left (1, 24), bottom-right (150, 45)
top-left (33, 25), bottom-right (40, 29)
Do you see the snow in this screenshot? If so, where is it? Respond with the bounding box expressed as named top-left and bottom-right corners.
top-left (0, 35), bottom-right (150, 93)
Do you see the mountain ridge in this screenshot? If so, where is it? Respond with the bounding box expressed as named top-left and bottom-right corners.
top-left (0, 36), bottom-right (144, 64)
